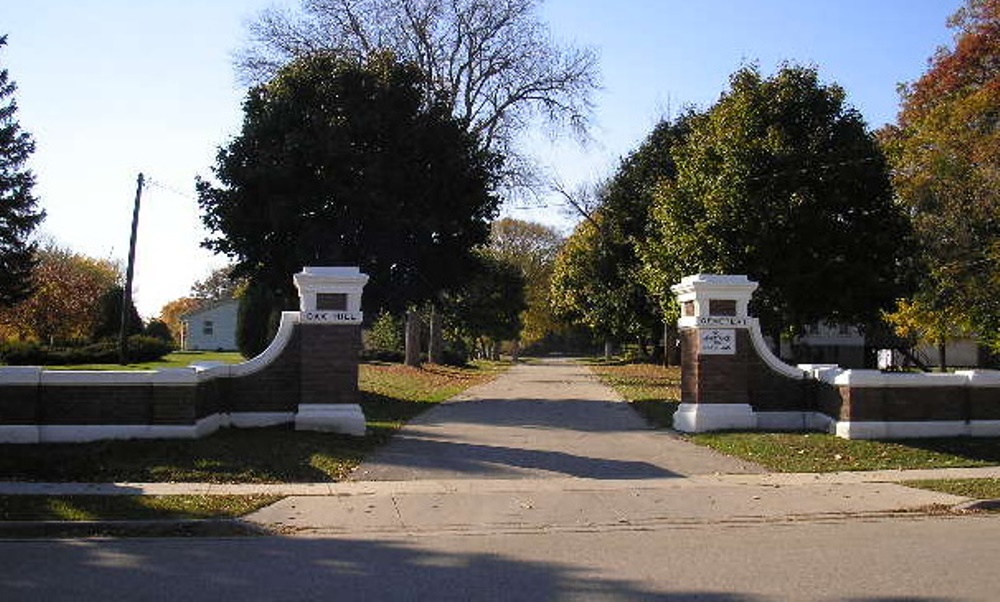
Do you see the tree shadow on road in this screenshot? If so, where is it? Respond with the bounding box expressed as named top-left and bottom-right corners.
top-left (0, 535), bottom-right (764, 601)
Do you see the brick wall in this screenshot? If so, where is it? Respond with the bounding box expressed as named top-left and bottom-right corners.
top-left (0, 321), bottom-right (364, 443)
top-left (680, 328), bottom-right (807, 411)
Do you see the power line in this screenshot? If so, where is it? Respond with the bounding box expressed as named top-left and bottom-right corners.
top-left (144, 176), bottom-right (199, 201)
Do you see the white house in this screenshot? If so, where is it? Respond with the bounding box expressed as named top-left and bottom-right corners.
top-left (181, 300), bottom-right (239, 351)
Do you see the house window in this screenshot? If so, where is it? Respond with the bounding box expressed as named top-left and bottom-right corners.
top-left (203, 320), bottom-right (214, 336)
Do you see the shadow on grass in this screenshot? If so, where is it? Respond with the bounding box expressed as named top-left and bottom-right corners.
top-left (629, 400), bottom-right (681, 429)
top-left (891, 437), bottom-right (1000, 465)
top-left (0, 426), bottom-right (375, 483)
top-left (0, 494), bottom-right (282, 522)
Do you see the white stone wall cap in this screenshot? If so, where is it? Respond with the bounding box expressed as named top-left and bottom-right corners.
top-left (191, 361), bottom-right (229, 370)
top-left (674, 273), bottom-right (756, 287)
top-left (294, 266), bottom-right (370, 288)
top-left (956, 370), bottom-right (1000, 386)
top-left (832, 370), bottom-right (969, 388)
top-left (231, 311), bottom-right (300, 378)
top-left (0, 366), bottom-right (43, 385)
top-left (150, 368), bottom-right (199, 385)
top-left (748, 319), bottom-right (806, 379)
top-left (670, 274), bottom-right (758, 296)
top-left (797, 363), bottom-right (841, 371)
top-left (835, 420), bottom-right (970, 440)
top-left (798, 364), bottom-right (843, 381)
top-left (40, 371), bottom-right (156, 386)
top-left (301, 266), bottom-right (363, 277)
top-left (190, 362), bottom-right (233, 381)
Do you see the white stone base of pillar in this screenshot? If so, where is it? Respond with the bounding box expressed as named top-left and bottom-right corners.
top-left (295, 404), bottom-right (367, 436)
top-left (672, 403), bottom-right (756, 433)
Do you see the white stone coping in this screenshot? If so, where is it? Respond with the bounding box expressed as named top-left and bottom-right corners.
top-left (294, 266), bottom-right (369, 313)
top-left (747, 318), bottom-right (806, 379)
top-left (0, 366), bottom-right (42, 385)
top-left (957, 370), bottom-right (1000, 386)
top-left (671, 273), bottom-right (758, 319)
top-left (231, 311), bottom-right (301, 378)
top-left (823, 369), bottom-right (973, 388)
top-left (670, 273), bottom-right (758, 298)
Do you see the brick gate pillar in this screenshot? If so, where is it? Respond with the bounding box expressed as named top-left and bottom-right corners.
top-left (670, 274), bottom-right (758, 432)
top-left (292, 266), bottom-right (369, 436)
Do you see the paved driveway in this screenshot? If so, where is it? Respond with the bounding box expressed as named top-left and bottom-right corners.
top-left (352, 359), bottom-right (763, 481)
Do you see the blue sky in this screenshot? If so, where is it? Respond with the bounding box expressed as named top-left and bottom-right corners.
top-left (4, 0), bottom-right (961, 316)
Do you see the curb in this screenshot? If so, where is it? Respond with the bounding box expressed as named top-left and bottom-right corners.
top-left (0, 518), bottom-right (271, 539)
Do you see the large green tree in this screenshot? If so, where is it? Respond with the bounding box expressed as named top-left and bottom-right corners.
top-left (881, 0), bottom-right (1000, 354)
top-left (550, 115), bottom-right (692, 355)
top-left (486, 218), bottom-right (562, 347)
top-left (198, 51), bottom-right (501, 342)
top-left (644, 65), bottom-right (915, 341)
top-left (550, 211), bottom-right (653, 350)
top-left (0, 35), bottom-right (45, 307)
top-left (441, 251), bottom-right (526, 358)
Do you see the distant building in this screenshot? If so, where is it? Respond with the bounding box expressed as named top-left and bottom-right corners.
top-left (782, 323), bottom-right (866, 368)
top-left (180, 299), bottom-right (239, 351)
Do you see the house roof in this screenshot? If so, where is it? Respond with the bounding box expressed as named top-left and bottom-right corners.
top-left (179, 298), bottom-right (239, 322)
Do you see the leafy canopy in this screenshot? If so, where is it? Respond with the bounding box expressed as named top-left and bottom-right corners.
top-left (881, 0), bottom-right (1000, 351)
top-left (197, 51), bottom-right (502, 317)
top-left (550, 115), bottom-right (692, 345)
top-left (644, 64), bottom-right (914, 336)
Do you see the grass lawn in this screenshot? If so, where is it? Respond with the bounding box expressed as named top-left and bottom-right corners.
top-left (0, 494), bottom-right (282, 521)
top-left (44, 350), bottom-right (246, 371)
top-left (588, 361), bottom-right (681, 427)
top-left (903, 478), bottom-right (1000, 503)
top-left (0, 360), bottom-right (508, 483)
top-left (690, 432), bottom-right (1000, 472)
top-left (590, 360), bottom-right (1000, 473)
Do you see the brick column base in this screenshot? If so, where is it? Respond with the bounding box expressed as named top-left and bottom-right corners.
top-left (294, 324), bottom-right (366, 436)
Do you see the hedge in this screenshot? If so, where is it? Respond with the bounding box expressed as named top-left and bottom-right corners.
top-left (0, 336), bottom-right (174, 366)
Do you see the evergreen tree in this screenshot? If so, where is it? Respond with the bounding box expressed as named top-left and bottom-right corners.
top-left (0, 35), bottom-right (45, 307)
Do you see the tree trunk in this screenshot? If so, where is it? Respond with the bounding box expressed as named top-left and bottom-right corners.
top-left (405, 308), bottom-right (422, 367)
top-left (604, 338), bottom-right (612, 360)
top-left (511, 340), bottom-right (520, 362)
top-left (938, 341), bottom-right (947, 373)
top-left (427, 306), bottom-right (443, 364)
top-left (663, 320), bottom-right (671, 367)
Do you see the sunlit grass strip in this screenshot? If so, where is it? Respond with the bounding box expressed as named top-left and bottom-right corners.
top-left (0, 494), bottom-right (283, 521)
top-left (904, 478), bottom-right (1000, 501)
top-left (589, 363), bottom-right (681, 428)
top-left (44, 350), bottom-right (246, 371)
top-left (690, 432), bottom-right (1000, 473)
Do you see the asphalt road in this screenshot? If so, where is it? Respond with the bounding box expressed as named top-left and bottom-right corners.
top-left (2, 514), bottom-right (999, 600)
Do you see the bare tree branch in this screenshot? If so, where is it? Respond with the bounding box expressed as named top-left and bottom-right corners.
top-left (236, 0), bottom-right (599, 196)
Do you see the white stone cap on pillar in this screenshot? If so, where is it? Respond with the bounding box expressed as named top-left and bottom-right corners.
top-left (671, 274), bottom-right (758, 321)
top-left (293, 266), bottom-right (369, 315)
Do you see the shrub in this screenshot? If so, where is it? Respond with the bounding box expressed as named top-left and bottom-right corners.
top-left (144, 319), bottom-right (174, 343)
top-left (365, 310), bottom-right (404, 355)
top-left (0, 335), bottom-right (173, 365)
top-left (0, 340), bottom-right (48, 365)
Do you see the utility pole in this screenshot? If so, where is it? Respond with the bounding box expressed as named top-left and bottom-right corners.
top-left (119, 173), bottom-right (144, 364)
